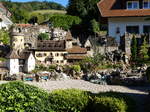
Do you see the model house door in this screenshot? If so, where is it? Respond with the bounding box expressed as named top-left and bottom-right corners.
top-left (126, 26), bottom-right (139, 34)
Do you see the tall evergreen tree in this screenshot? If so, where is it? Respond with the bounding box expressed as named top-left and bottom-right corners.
top-left (67, 0), bottom-right (100, 35)
top-left (139, 37), bottom-right (149, 60)
top-left (131, 35), bottom-right (138, 62)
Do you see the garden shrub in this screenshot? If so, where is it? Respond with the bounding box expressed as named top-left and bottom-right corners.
top-left (48, 89), bottom-right (90, 112)
top-left (48, 90), bottom-right (135, 112)
top-left (91, 92), bottom-right (135, 112)
top-left (0, 82), bottom-right (135, 112)
top-left (48, 65), bottom-right (57, 72)
top-left (70, 65), bottom-right (81, 73)
top-left (0, 81), bottom-right (52, 112)
top-left (91, 96), bottom-right (127, 112)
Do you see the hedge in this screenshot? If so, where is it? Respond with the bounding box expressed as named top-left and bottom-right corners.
top-left (0, 81), bottom-right (52, 112)
top-left (49, 89), bottom-right (135, 112)
top-left (0, 82), bottom-right (135, 112)
top-left (48, 89), bottom-right (90, 112)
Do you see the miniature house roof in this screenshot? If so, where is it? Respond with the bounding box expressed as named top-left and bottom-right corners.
top-left (84, 39), bottom-right (92, 47)
top-left (6, 50), bottom-right (20, 59)
top-left (35, 40), bottom-right (66, 51)
top-left (67, 46), bottom-right (87, 54)
top-left (65, 31), bottom-right (73, 41)
top-left (18, 51), bottom-right (32, 59)
top-left (65, 55), bottom-right (86, 60)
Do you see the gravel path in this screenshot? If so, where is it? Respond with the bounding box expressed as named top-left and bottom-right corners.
top-left (25, 80), bottom-right (150, 94)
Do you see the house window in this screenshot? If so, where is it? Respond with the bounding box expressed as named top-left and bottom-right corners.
top-left (143, 25), bottom-right (150, 33)
top-left (127, 1), bottom-right (139, 9)
top-left (86, 47), bottom-right (91, 51)
top-left (61, 53), bottom-right (64, 56)
top-left (55, 53), bottom-right (59, 56)
top-left (143, 0), bottom-right (150, 9)
top-left (36, 53), bottom-right (42, 57)
top-left (126, 26), bottom-right (139, 34)
top-left (50, 53), bottom-right (53, 56)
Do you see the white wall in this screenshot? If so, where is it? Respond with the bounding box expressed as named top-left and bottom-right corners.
top-left (25, 53), bottom-right (36, 73)
top-left (7, 59), bottom-right (19, 75)
top-left (108, 17), bottom-right (150, 43)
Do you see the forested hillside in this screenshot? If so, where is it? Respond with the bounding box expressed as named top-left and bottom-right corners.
top-left (3, 1), bottom-right (65, 11)
top-left (2, 1), bottom-right (65, 23)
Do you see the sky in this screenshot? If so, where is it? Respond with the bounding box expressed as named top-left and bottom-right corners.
top-left (11, 0), bottom-right (69, 6)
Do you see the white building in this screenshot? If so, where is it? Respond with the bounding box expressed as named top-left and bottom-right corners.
top-left (98, 0), bottom-right (150, 43)
top-left (6, 50), bottom-right (19, 75)
top-left (6, 50), bottom-right (36, 75)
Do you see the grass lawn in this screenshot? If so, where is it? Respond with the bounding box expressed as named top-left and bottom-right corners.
top-left (31, 9), bottom-right (66, 15)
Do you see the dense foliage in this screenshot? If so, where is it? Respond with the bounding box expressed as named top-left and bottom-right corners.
top-left (139, 37), bottom-right (149, 60)
top-left (131, 35), bottom-right (138, 62)
top-left (38, 33), bottom-right (49, 40)
top-left (0, 29), bottom-right (10, 45)
top-left (49, 14), bottom-right (81, 30)
top-left (49, 89), bottom-right (90, 112)
top-left (77, 53), bottom-right (122, 73)
top-left (91, 97), bottom-right (127, 112)
top-left (3, 1), bottom-right (65, 23)
top-left (0, 81), bottom-right (52, 112)
top-left (49, 89), bottom-right (135, 112)
top-left (67, 0), bottom-right (101, 35)
top-left (0, 82), bottom-right (135, 112)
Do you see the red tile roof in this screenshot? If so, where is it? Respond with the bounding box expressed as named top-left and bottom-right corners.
top-left (97, 0), bottom-right (150, 17)
top-left (66, 55), bottom-right (86, 60)
top-left (67, 46), bottom-right (87, 54)
top-left (16, 24), bottom-right (32, 27)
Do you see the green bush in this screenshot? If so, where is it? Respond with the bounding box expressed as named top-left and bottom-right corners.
top-left (70, 65), bottom-right (81, 73)
top-left (38, 33), bottom-right (49, 40)
top-left (48, 89), bottom-right (90, 112)
top-left (0, 81), bottom-right (52, 112)
top-left (48, 89), bottom-right (135, 112)
top-left (48, 65), bottom-right (57, 72)
top-left (91, 97), bottom-right (127, 112)
top-left (0, 82), bottom-right (135, 112)
top-left (92, 92), bottom-right (135, 112)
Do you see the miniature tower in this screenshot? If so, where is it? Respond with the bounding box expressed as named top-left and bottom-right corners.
top-left (11, 32), bottom-right (25, 52)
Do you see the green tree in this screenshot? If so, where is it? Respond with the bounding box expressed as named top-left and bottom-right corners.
top-left (131, 35), bottom-right (138, 62)
top-left (3, 1), bottom-right (65, 23)
top-left (0, 29), bottom-right (10, 45)
top-left (67, 0), bottom-right (100, 34)
top-left (49, 14), bottom-right (81, 30)
top-left (139, 37), bottom-right (149, 60)
top-left (90, 19), bottom-right (100, 33)
top-left (38, 33), bottom-right (49, 40)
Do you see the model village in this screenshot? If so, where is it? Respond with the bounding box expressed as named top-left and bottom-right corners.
top-left (0, 1), bottom-right (150, 86)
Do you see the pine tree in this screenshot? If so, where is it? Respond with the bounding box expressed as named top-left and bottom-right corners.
top-left (139, 36), bottom-right (149, 60)
top-left (131, 35), bottom-right (137, 62)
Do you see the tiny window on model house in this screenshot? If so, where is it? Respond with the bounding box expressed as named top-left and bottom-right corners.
top-left (127, 1), bottom-right (139, 9)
